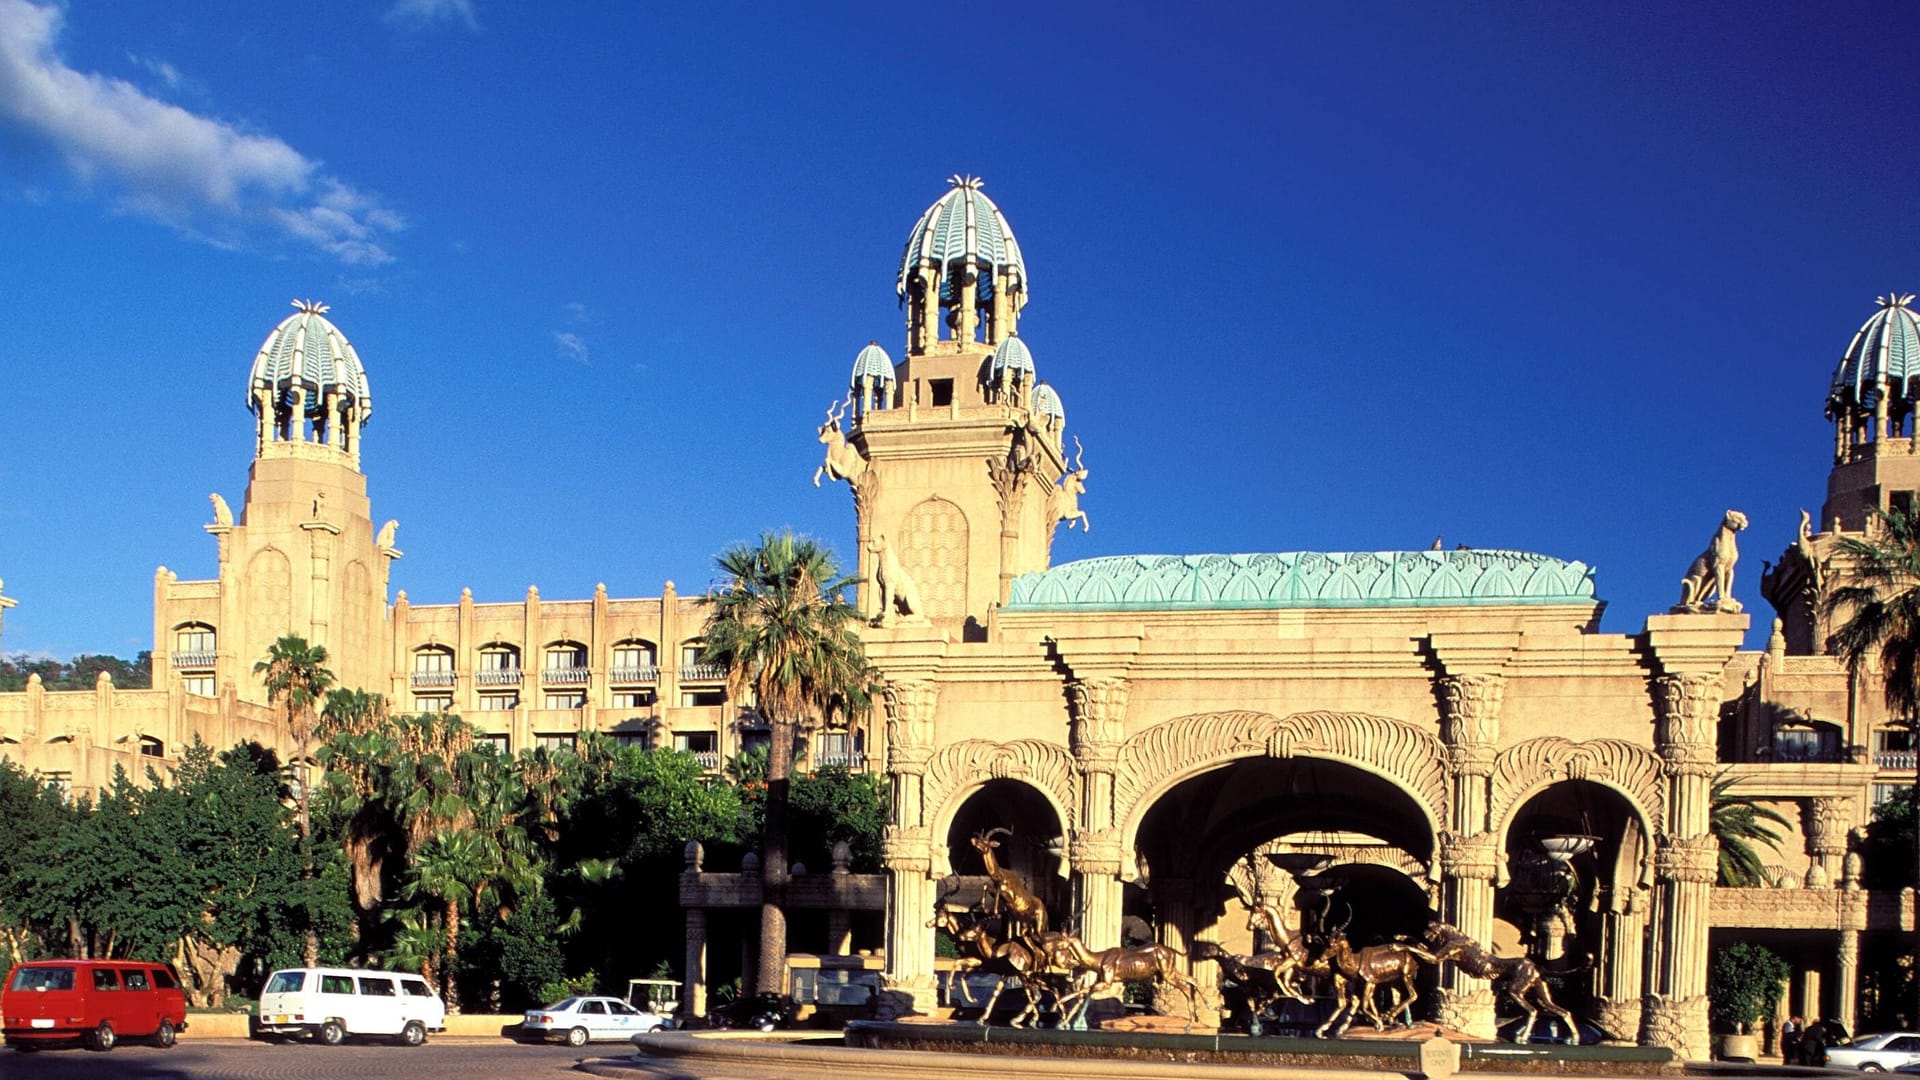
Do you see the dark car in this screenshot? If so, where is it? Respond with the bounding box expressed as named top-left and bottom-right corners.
top-left (1496, 1015), bottom-right (1617, 1046)
top-left (708, 992), bottom-right (797, 1032)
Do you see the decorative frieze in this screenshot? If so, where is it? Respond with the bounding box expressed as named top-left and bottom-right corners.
top-left (1069, 830), bottom-right (1125, 877)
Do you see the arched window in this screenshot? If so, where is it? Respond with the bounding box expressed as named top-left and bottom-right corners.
top-left (680, 640), bottom-right (722, 681)
top-left (477, 644), bottom-right (521, 686)
top-left (172, 623), bottom-right (216, 669)
top-left (138, 735), bottom-right (165, 758)
top-left (411, 645), bottom-right (455, 688)
top-left (543, 641), bottom-right (589, 685)
top-left (610, 639), bottom-right (658, 683)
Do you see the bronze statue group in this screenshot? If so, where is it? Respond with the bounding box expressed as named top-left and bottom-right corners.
top-left (933, 833), bottom-right (1580, 1042)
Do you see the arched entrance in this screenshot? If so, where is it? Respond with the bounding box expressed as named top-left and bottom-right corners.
top-left (941, 779), bottom-right (1068, 930)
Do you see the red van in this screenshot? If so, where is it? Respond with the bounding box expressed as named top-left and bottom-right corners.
top-left (2, 959), bottom-right (189, 1052)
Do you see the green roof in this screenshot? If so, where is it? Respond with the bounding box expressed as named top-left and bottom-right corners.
top-left (1003, 551), bottom-right (1598, 611)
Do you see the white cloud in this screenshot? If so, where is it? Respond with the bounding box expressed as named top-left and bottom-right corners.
top-left (384, 0), bottom-right (479, 31)
top-left (565, 301), bottom-right (589, 322)
top-left (554, 332), bottom-right (590, 365)
top-left (0, 0), bottom-right (404, 263)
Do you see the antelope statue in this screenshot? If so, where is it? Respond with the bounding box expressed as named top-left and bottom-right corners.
top-left (1056, 436), bottom-right (1090, 531)
top-left (928, 904), bottom-right (1056, 1027)
top-left (812, 399), bottom-right (868, 487)
top-left (1317, 910), bottom-right (1436, 1037)
top-left (1423, 921), bottom-right (1582, 1043)
top-left (970, 828), bottom-right (1049, 942)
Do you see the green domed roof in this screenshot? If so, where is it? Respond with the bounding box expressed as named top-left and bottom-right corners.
top-left (1828, 293), bottom-right (1920, 417)
top-left (1004, 550), bottom-right (1597, 611)
top-left (898, 176), bottom-right (1028, 311)
top-left (247, 300), bottom-right (371, 421)
top-left (851, 341), bottom-right (894, 382)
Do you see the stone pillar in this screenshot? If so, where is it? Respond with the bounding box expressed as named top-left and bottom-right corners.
top-left (878, 678), bottom-right (940, 1016)
top-left (1068, 676), bottom-right (1128, 952)
top-left (683, 907), bottom-right (707, 1019)
top-left (1837, 928), bottom-right (1860, 1033)
top-left (1801, 968), bottom-right (1823, 1022)
top-left (957, 271), bottom-right (979, 344)
top-left (1648, 671), bottom-right (1721, 1060)
top-left (1596, 892), bottom-right (1649, 1043)
top-left (1433, 672), bottom-right (1502, 1039)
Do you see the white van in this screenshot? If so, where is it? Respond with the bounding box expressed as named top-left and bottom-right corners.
top-left (256, 968), bottom-right (446, 1046)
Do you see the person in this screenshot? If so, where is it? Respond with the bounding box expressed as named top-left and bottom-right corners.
top-left (1798, 1019), bottom-right (1826, 1066)
top-left (1781, 1015), bottom-right (1802, 1064)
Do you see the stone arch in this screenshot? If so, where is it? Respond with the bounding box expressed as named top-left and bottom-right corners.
top-left (1114, 710), bottom-right (1451, 855)
top-left (1489, 737), bottom-right (1665, 852)
top-left (898, 497), bottom-right (968, 620)
top-left (922, 738), bottom-right (1078, 876)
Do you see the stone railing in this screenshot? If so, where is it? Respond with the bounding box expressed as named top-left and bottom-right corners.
top-left (609, 666), bottom-right (660, 684)
top-left (541, 667), bottom-right (591, 685)
top-left (812, 749), bottom-right (867, 770)
top-left (170, 651), bottom-right (216, 669)
top-left (680, 663), bottom-right (725, 682)
top-left (692, 750), bottom-right (722, 770)
top-left (1876, 750), bottom-right (1917, 771)
top-left (409, 670), bottom-right (455, 688)
top-left (476, 668), bottom-right (523, 686)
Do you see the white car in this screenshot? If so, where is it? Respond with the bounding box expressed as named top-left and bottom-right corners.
top-left (521, 996), bottom-right (673, 1046)
top-left (1826, 1032), bottom-right (1920, 1070)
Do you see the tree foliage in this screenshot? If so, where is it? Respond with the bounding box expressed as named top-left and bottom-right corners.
top-left (1709, 941), bottom-right (1792, 1030)
top-left (0, 651), bottom-right (151, 692)
top-left (1711, 773), bottom-right (1789, 887)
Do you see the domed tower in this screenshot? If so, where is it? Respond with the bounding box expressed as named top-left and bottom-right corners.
top-left (1821, 293), bottom-right (1920, 532)
top-left (154, 301), bottom-right (396, 709)
top-left (1764, 293), bottom-right (1920, 654)
top-left (823, 179), bottom-right (1082, 635)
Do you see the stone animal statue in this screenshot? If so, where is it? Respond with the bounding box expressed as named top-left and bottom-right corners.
top-left (1422, 921), bottom-right (1580, 1043)
top-left (1678, 509), bottom-right (1747, 613)
top-left (376, 519), bottom-right (399, 550)
top-left (970, 828), bottom-right (1048, 942)
top-left (812, 398), bottom-right (868, 487)
top-left (208, 493), bottom-right (233, 528)
top-left (869, 534), bottom-right (928, 626)
top-left (1056, 436), bottom-right (1090, 532)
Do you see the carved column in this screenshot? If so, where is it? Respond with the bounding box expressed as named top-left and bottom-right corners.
top-left (879, 679), bottom-right (940, 1015)
top-left (1434, 672), bottom-right (1502, 1038)
top-left (683, 907), bottom-right (707, 1019)
top-left (1649, 672), bottom-right (1720, 1060)
top-left (1804, 797), bottom-right (1851, 886)
top-left (1068, 676), bottom-right (1128, 952)
top-left (1596, 889), bottom-right (1650, 1042)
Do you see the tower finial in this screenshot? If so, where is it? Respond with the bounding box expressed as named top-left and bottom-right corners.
top-left (947, 174), bottom-right (983, 191)
top-left (291, 298), bottom-right (331, 315)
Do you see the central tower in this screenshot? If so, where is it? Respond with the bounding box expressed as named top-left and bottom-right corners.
top-left (826, 177), bottom-right (1082, 637)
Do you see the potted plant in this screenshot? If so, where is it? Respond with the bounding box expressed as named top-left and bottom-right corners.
top-left (1708, 943), bottom-right (1791, 1062)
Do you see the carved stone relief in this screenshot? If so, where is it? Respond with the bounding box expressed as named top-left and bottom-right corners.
top-left (1489, 737), bottom-right (1667, 844)
top-left (921, 738), bottom-right (1081, 841)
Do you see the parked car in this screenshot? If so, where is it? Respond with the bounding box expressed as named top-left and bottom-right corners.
top-left (1824, 1031), bottom-right (1920, 1071)
top-left (522, 996), bottom-right (674, 1045)
top-left (1496, 1015), bottom-right (1615, 1046)
top-left (255, 967), bottom-right (445, 1046)
top-left (3, 959), bottom-right (188, 1052)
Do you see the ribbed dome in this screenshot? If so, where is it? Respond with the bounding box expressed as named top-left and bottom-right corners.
top-left (247, 300), bottom-right (372, 421)
top-left (897, 175), bottom-right (1028, 310)
top-left (991, 335), bottom-right (1036, 378)
top-left (1033, 382), bottom-right (1064, 425)
top-left (1828, 293), bottom-right (1920, 418)
top-left (851, 341), bottom-right (894, 382)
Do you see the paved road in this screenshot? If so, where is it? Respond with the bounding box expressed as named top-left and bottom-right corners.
top-left (2, 1037), bottom-right (635, 1079)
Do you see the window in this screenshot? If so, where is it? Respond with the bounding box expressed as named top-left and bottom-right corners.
top-left (1894, 491), bottom-right (1917, 520)
top-left (10, 966), bottom-right (74, 991)
top-left (139, 735), bottom-right (165, 758)
top-left (681, 643), bottom-right (705, 666)
top-left (544, 692), bottom-right (586, 709)
top-left (124, 970), bottom-right (150, 991)
top-left (581, 999), bottom-right (606, 1015)
top-left (183, 676), bottom-right (215, 697)
top-left (413, 648), bottom-right (453, 672)
top-left (1878, 729), bottom-right (1916, 753)
top-left (613, 642), bottom-right (656, 669)
top-left (321, 974), bottom-right (355, 995)
top-left (681, 689), bottom-right (726, 707)
top-left (544, 643), bottom-right (587, 669)
top-left (611, 732), bottom-right (651, 749)
top-left (152, 967), bottom-right (178, 990)
top-left (613, 690), bottom-right (655, 709)
top-left (480, 647), bottom-right (517, 670)
top-left (44, 772), bottom-right (72, 801)
top-left (930, 377), bottom-right (954, 407)
top-left (610, 1000), bottom-right (639, 1015)
top-left (479, 733), bottom-right (511, 755)
top-left (358, 976), bottom-right (396, 997)
top-left (1875, 783), bottom-right (1908, 807)
top-left (1773, 725), bottom-right (1838, 763)
top-left (174, 624), bottom-right (215, 655)
top-left (478, 693), bottom-right (518, 711)
top-left (401, 979), bottom-right (433, 997)
top-left (93, 968), bottom-right (121, 991)
top-left (535, 732), bottom-right (576, 752)
top-left (415, 696), bottom-right (452, 713)
top-left (675, 732), bottom-right (717, 755)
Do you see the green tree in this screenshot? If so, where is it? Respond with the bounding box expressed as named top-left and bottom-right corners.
top-left (700, 531), bottom-right (875, 994)
top-left (1711, 773), bottom-right (1789, 887)
top-left (1709, 942), bottom-right (1792, 1032)
top-left (1827, 505), bottom-right (1920, 1019)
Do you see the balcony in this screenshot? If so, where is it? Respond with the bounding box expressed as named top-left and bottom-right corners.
top-left (410, 670), bottom-right (456, 688)
top-left (541, 666), bottom-right (592, 685)
top-left (476, 668), bottom-right (523, 686)
top-left (680, 663), bottom-right (726, 682)
top-left (171, 651), bottom-right (216, 669)
top-left (692, 750), bottom-right (721, 770)
top-left (1876, 750), bottom-right (1917, 771)
top-left (812, 749), bottom-right (867, 770)
top-left (610, 665), bottom-right (660, 684)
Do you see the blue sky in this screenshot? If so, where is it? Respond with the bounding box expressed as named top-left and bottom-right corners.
top-left (0, 0), bottom-right (1916, 659)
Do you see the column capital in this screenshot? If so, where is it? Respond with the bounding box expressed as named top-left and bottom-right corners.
top-left (1436, 672), bottom-right (1506, 748)
top-left (1068, 676), bottom-right (1129, 767)
top-left (1806, 796), bottom-right (1853, 857)
top-left (1069, 828), bottom-right (1126, 877)
top-left (1654, 834), bottom-right (1719, 884)
top-left (882, 678), bottom-right (938, 771)
top-left (880, 825), bottom-right (933, 873)
top-left (1438, 830), bottom-right (1501, 881)
top-left (1652, 672), bottom-right (1721, 751)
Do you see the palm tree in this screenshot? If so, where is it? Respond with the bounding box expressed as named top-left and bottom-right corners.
top-left (1826, 504), bottom-right (1920, 1021)
top-left (255, 635), bottom-right (335, 965)
top-left (1711, 773), bottom-right (1789, 886)
top-left (700, 531), bottom-right (874, 996)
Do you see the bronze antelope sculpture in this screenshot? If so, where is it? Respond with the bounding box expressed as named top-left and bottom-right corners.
top-left (971, 828), bottom-right (1049, 942)
top-left (1191, 941), bottom-right (1311, 1029)
top-left (1423, 921), bottom-right (1581, 1043)
top-left (928, 903), bottom-right (1060, 1027)
top-left (1033, 934), bottom-right (1201, 1030)
top-left (1318, 926), bottom-right (1436, 1036)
